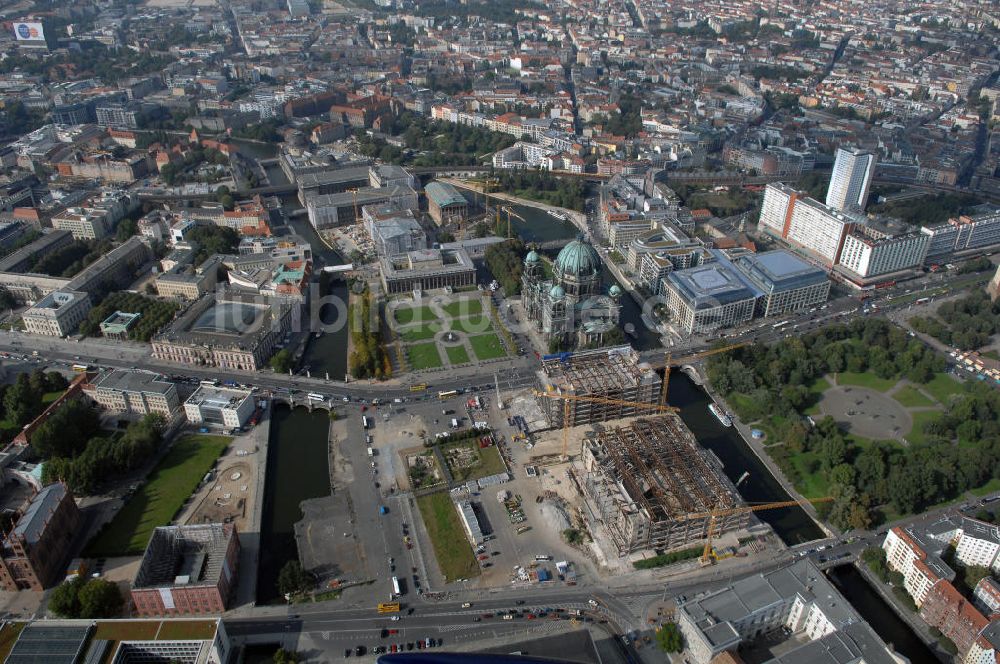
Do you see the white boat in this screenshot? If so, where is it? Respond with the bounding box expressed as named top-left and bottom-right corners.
top-left (709, 403), bottom-right (733, 427)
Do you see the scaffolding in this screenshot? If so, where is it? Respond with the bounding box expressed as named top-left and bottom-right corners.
top-left (580, 415), bottom-right (747, 555)
top-left (536, 346), bottom-right (661, 427)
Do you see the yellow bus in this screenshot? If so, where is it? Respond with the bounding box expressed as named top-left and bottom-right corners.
top-left (409, 383), bottom-right (427, 392)
top-left (377, 602), bottom-right (401, 614)
top-left (438, 390), bottom-right (459, 400)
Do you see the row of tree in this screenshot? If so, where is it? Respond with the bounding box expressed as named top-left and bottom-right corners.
top-left (484, 239), bottom-right (526, 296)
top-left (78, 292), bottom-right (180, 342)
top-left (909, 290), bottom-right (1000, 351)
top-left (30, 239), bottom-right (111, 278)
top-left (495, 171), bottom-right (586, 212)
top-left (348, 291), bottom-right (389, 380)
top-left (41, 414), bottom-right (166, 496)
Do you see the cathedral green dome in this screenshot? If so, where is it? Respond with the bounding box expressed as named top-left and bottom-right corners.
top-left (525, 250), bottom-right (540, 264)
top-left (554, 235), bottom-right (600, 280)
top-left (549, 284), bottom-right (565, 299)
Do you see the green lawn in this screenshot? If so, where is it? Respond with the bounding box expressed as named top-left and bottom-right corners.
top-left (786, 451), bottom-right (832, 499)
top-left (407, 342), bottom-right (443, 370)
top-left (41, 390), bottom-right (64, 405)
top-left (400, 323), bottom-right (439, 342)
top-left (393, 305), bottom-right (437, 326)
top-left (445, 344), bottom-right (470, 365)
top-left (906, 410), bottom-right (942, 445)
top-left (451, 317), bottom-right (493, 335)
top-left (984, 350), bottom-right (1000, 361)
top-left (922, 373), bottom-right (963, 404)
top-left (469, 333), bottom-right (506, 360)
top-left (85, 435), bottom-right (230, 556)
top-left (441, 299), bottom-right (483, 317)
top-left (971, 478), bottom-right (1000, 497)
top-left (835, 372), bottom-right (898, 392)
top-left (416, 492), bottom-right (480, 582)
top-left (893, 385), bottom-right (935, 408)
top-left (441, 440), bottom-right (506, 482)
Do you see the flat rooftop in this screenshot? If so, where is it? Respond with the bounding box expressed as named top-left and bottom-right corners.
top-left (185, 385), bottom-right (251, 411)
top-left (133, 524), bottom-right (236, 590)
top-left (736, 250), bottom-right (829, 293)
top-left (667, 252), bottom-right (762, 307)
top-left (91, 369), bottom-right (173, 395)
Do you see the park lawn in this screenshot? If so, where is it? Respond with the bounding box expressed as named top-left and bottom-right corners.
top-left (41, 390), bottom-right (64, 405)
top-left (441, 299), bottom-right (483, 317)
top-left (727, 393), bottom-right (758, 422)
top-left (835, 372), bottom-right (898, 392)
top-left (469, 334), bottom-right (506, 360)
top-left (906, 410), bottom-right (942, 446)
top-left (416, 492), bottom-right (480, 582)
top-left (393, 305), bottom-right (438, 326)
top-left (400, 323), bottom-right (439, 342)
top-left (922, 373), bottom-right (963, 404)
top-left (786, 451), bottom-right (831, 499)
top-left (445, 344), bottom-right (470, 365)
top-left (798, 376), bottom-right (831, 416)
top-left (451, 316), bottom-right (493, 335)
top-left (85, 435), bottom-right (230, 557)
top-left (893, 385), bottom-right (935, 408)
top-left (408, 342), bottom-right (443, 370)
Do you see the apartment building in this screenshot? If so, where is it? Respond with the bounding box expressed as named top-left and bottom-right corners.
top-left (785, 197), bottom-right (860, 265)
top-left (758, 182), bottom-right (799, 237)
top-left (88, 369), bottom-right (181, 419)
top-left (826, 147), bottom-right (876, 212)
top-left (837, 226), bottom-right (930, 281)
top-left (882, 526), bottom-right (954, 607)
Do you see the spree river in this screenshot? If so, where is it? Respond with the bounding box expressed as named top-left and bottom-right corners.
top-left (256, 405), bottom-right (331, 604)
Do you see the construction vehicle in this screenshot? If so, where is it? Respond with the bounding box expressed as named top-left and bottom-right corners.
top-left (694, 497), bottom-right (833, 565)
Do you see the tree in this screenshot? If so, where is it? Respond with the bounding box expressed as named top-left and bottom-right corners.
top-left (49, 577), bottom-right (85, 617)
top-left (78, 578), bottom-right (123, 618)
top-left (654, 622), bottom-right (684, 652)
top-left (270, 349), bottom-right (294, 374)
top-left (274, 650), bottom-right (301, 664)
top-left (278, 560), bottom-right (313, 598)
top-left (116, 217), bottom-right (138, 242)
top-left (4, 373), bottom-right (40, 426)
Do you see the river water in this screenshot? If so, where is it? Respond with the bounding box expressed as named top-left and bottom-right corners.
top-left (827, 565), bottom-right (939, 664)
top-left (667, 374), bottom-right (824, 545)
top-left (256, 404), bottom-right (332, 604)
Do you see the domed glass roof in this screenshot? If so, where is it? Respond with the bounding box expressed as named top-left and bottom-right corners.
top-left (525, 250), bottom-right (540, 264)
top-left (549, 284), bottom-right (565, 299)
top-left (554, 235), bottom-right (600, 280)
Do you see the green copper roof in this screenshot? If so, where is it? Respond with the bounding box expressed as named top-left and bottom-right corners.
top-left (554, 235), bottom-right (600, 280)
top-left (525, 250), bottom-right (540, 263)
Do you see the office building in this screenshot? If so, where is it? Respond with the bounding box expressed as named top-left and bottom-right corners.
top-left (663, 252), bottom-right (761, 335)
top-left (131, 523), bottom-right (240, 616)
top-left (21, 290), bottom-right (91, 337)
top-left (677, 559), bottom-right (905, 664)
top-left (0, 483), bottom-right (82, 591)
top-left (95, 102), bottom-right (143, 130)
top-left (379, 246), bottom-right (476, 294)
top-left (826, 147), bottom-right (876, 212)
top-left (735, 250), bottom-right (830, 318)
top-left (454, 497), bottom-right (487, 547)
top-left (425, 181), bottom-right (469, 226)
top-left (184, 385), bottom-right (255, 429)
top-left (155, 255), bottom-right (222, 300)
top-left (837, 225), bottom-right (930, 281)
top-left (64, 236), bottom-right (150, 295)
top-left (88, 369), bottom-right (181, 419)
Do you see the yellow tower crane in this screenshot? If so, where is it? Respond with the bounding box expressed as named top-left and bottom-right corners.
top-left (659, 343), bottom-right (748, 406)
top-left (532, 390), bottom-right (680, 460)
top-left (692, 496), bottom-right (833, 565)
